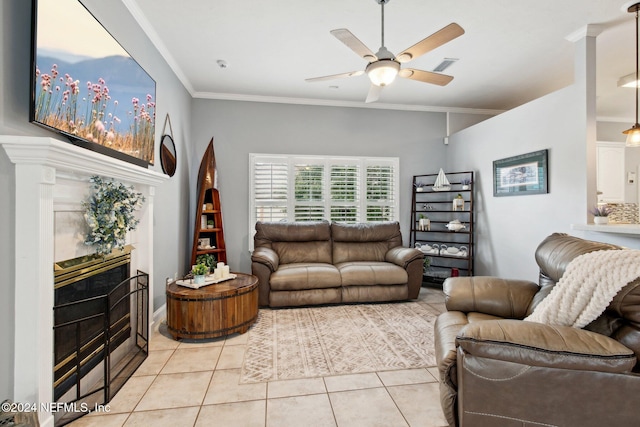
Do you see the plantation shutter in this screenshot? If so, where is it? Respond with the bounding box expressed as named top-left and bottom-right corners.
top-left (330, 163), bottom-right (359, 222)
top-left (249, 154), bottom-right (399, 249)
top-left (294, 163), bottom-right (325, 221)
top-left (253, 158), bottom-right (288, 223)
top-left (366, 163), bottom-right (396, 221)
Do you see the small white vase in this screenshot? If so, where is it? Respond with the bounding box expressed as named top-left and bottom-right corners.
top-left (594, 216), bottom-right (609, 225)
top-left (194, 275), bottom-right (206, 284)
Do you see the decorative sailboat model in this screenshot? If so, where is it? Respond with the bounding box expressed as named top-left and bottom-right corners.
top-left (432, 168), bottom-right (451, 191)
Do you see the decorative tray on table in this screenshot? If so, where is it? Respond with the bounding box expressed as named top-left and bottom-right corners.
top-left (176, 273), bottom-right (237, 289)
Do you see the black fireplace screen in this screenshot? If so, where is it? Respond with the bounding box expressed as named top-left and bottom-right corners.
top-left (52, 249), bottom-right (148, 426)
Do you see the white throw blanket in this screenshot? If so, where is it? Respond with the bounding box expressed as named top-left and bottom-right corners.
top-left (525, 249), bottom-right (640, 328)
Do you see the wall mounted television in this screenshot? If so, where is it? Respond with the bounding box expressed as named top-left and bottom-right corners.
top-left (30, 0), bottom-right (156, 167)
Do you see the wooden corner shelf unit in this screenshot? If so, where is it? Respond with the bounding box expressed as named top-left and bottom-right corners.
top-left (191, 139), bottom-right (227, 266)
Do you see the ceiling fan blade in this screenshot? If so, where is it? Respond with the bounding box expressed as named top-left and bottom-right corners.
top-left (305, 70), bottom-right (364, 83)
top-left (365, 84), bottom-right (382, 103)
top-left (330, 29), bottom-right (378, 61)
top-left (395, 23), bottom-right (465, 63)
top-left (399, 68), bottom-right (454, 86)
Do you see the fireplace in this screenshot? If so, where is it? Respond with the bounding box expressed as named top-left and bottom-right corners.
top-left (0, 136), bottom-right (167, 427)
top-left (52, 249), bottom-right (148, 426)
top-left (51, 245), bottom-right (149, 425)
top-left (54, 256), bottom-right (131, 400)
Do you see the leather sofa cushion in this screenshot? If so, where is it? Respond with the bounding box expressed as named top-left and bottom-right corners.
top-left (333, 242), bottom-right (390, 264)
top-left (589, 278), bottom-right (640, 371)
top-left (609, 277), bottom-right (640, 324)
top-left (331, 222), bottom-right (402, 264)
top-left (458, 319), bottom-right (636, 373)
top-left (534, 232), bottom-right (620, 283)
top-left (255, 220), bottom-right (331, 243)
top-left (444, 276), bottom-right (539, 319)
top-left (255, 221), bottom-right (333, 264)
top-left (530, 233), bottom-right (622, 312)
top-left (435, 311), bottom-right (503, 382)
top-left (336, 261), bottom-right (407, 286)
top-left (331, 221), bottom-right (402, 244)
top-left (342, 284), bottom-right (408, 303)
top-left (434, 310), bottom-right (503, 427)
top-left (272, 241), bottom-right (332, 264)
top-left (270, 288), bottom-right (342, 307)
top-left (269, 263), bottom-right (341, 291)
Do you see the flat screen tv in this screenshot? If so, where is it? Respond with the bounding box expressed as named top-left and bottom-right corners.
top-left (30, 0), bottom-right (156, 167)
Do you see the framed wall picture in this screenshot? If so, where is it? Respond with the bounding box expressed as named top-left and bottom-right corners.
top-left (493, 149), bottom-right (548, 197)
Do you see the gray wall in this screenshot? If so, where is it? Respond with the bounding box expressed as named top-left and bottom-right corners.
top-left (447, 96), bottom-right (640, 282)
top-left (0, 0), bottom-right (192, 399)
top-left (190, 99), bottom-right (448, 274)
top-left (447, 85), bottom-right (590, 281)
top-left (448, 113), bottom-right (494, 135)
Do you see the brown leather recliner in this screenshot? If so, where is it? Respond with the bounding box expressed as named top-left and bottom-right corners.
top-left (434, 233), bottom-right (640, 427)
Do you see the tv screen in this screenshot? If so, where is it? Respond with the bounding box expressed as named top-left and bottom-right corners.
top-left (30, 0), bottom-right (156, 167)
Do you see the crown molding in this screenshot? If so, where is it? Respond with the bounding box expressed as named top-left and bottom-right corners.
top-left (192, 91), bottom-right (505, 116)
top-left (124, 0), bottom-right (503, 116)
top-left (122, 0), bottom-right (195, 95)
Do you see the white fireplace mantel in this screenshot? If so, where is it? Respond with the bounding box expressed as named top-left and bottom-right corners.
top-left (0, 135), bottom-right (167, 427)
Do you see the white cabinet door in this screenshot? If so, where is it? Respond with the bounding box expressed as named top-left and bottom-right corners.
top-left (596, 141), bottom-right (625, 203)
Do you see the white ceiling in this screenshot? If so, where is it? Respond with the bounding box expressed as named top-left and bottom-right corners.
top-left (126, 0), bottom-right (640, 120)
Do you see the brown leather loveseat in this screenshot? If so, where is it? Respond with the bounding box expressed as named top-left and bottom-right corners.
top-left (251, 220), bottom-right (424, 307)
top-left (434, 233), bottom-right (640, 427)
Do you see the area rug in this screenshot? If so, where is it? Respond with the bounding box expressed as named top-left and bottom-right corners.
top-left (240, 301), bottom-right (438, 383)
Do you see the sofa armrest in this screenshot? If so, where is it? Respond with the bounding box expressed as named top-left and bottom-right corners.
top-left (385, 246), bottom-right (423, 268)
top-left (457, 319), bottom-right (636, 373)
top-left (251, 247), bottom-right (279, 307)
top-left (444, 276), bottom-right (539, 318)
top-left (251, 247), bottom-right (279, 272)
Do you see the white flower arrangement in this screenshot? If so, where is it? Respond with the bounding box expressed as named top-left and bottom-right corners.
top-left (82, 175), bottom-right (145, 255)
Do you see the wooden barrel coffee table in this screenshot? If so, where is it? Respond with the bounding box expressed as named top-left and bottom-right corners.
top-left (166, 272), bottom-right (258, 340)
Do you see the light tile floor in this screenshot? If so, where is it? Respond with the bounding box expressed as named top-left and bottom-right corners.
top-left (69, 287), bottom-right (448, 427)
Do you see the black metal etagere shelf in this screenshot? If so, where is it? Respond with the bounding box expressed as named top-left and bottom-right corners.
top-left (410, 171), bottom-right (474, 286)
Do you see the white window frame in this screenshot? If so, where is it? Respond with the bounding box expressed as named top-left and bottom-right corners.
top-left (249, 153), bottom-right (399, 250)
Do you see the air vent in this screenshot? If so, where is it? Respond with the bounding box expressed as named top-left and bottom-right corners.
top-left (433, 58), bottom-right (458, 73)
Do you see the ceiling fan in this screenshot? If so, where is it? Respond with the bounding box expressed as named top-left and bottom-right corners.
top-left (306, 0), bottom-right (464, 103)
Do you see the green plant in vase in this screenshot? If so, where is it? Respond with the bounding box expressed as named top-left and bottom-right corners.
top-left (192, 263), bottom-right (209, 284)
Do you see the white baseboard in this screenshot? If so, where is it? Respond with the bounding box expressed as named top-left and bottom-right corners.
top-left (153, 303), bottom-right (166, 326)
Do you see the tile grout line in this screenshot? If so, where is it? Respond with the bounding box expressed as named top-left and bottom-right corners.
top-left (70, 288), bottom-right (447, 426)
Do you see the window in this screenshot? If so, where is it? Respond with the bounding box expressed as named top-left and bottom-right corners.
top-left (249, 154), bottom-right (399, 246)
top-left (253, 160), bottom-right (288, 222)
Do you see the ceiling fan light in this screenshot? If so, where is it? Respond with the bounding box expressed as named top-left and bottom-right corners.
top-left (366, 60), bottom-right (400, 86)
top-left (624, 124), bottom-right (640, 146)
